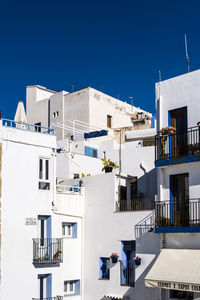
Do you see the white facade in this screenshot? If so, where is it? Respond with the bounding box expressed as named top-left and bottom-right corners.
top-left (26, 85), bottom-right (152, 140)
top-left (0, 83), bottom-right (159, 300)
top-left (148, 69), bottom-right (200, 300)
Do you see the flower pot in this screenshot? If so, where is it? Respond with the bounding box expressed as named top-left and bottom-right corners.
top-left (105, 166), bottom-right (113, 173)
top-left (111, 256), bottom-right (118, 264)
top-left (134, 259), bottom-right (141, 266)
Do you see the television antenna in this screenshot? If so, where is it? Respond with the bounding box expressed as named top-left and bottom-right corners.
top-left (184, 34), bottom-right (190, 72)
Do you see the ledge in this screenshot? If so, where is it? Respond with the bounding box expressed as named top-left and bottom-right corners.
top-left (155, 226), bottom-right (200, 233)
top-left (155, 153), bottom-right (200, 167)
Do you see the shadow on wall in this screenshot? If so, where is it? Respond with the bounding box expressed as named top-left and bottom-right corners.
top-left (138, 167), bottom-right (157, 201)
top-left (122, 256), bottom-right (159, 300)
top-left (99, 256), bottom-right (159, 300)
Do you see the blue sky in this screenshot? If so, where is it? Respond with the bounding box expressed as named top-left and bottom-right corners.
top-left (1, 0), bottom-right (200, 119)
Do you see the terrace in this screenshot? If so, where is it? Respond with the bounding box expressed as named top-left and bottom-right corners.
top-left (1, 118), bottom-right (55, 135)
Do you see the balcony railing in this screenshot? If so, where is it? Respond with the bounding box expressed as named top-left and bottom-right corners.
top-left (155, 126), bottom-right (200, 161)
top-left (120, 260), bottom-right (135, 287)
top-left (32, 297), bottom-right (63, 300)
top-left (1, 118), bottom-right (56, 135)
top-left (155, 199), bottom-right (200, 227)
top-left (116, 198), bottom-right (155, 212)
top-left (56, 184), bottom-right (82, 194)
top-left (33, 238), bottom-right (63, 264)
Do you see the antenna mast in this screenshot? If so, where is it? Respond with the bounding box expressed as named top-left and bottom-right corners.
top-left (184, 34), bottom-right (190, 72)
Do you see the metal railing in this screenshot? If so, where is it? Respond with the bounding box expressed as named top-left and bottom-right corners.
top-left (56, 184), bottom-right (82, 194)
top-left (32, 297), bottom-right (63, 300)
top-left (33, 238), bottom-right (63, 264)
top-left (155, 198), bottom-right (200, 227)
top-left (1, 118), bottom-right (56, 135)
top-left (116, 198), bottom-right (155, 212)
top-left (135, 210), bottom-right (155, 239)
top-left (155, 126), bottom-right (200, 161)
top-left (120, 260), bottom-right (135, 287)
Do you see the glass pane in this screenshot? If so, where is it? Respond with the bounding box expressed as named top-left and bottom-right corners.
top-left (64, 281), bottom-right (68, 292)
top-left (69, 281), bottom-right (73, 292)
top-left (68, 225), bottom-right (71, 236)
top-left (39, 159), bottom-right (43, 179)
top-left (45, 160), bottom-right (49, 180)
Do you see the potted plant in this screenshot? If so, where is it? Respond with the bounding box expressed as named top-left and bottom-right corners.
top-left (110, 253), bottom-right (119, 263)
top-left (101, 158), bottom-right (119, 173)
top-left (160, 126), bottom-right (176, 135)
top-left (134, 255), bottom-right (141, 266)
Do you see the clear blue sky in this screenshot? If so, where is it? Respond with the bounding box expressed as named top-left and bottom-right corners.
top-left (1, 0), bottom-right (200, 119)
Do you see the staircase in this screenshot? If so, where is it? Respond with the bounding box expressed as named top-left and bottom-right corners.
top-left (135, 210), bottom-right (155, 241)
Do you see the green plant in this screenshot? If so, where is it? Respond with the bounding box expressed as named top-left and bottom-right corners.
top-left (101, 158), bottom-right (119, 171)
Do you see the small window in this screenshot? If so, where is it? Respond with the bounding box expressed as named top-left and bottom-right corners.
top-left (39, 158), bottom-right (50, 190)
top-left (64, 280), bottom-right (80, 295)
top-left (62, 222), bottom-right (77, 238)
top-left (170, 290), bottom-right (193, 299)
top-left (99, 257), bottom-right (110, 279)
top-left (73, 173), bottom-right (80, 179)
top-left (107, 115), bottom-right (112, 128)
top-left (64, 280), bottom-right (75, 294)
top-left (52, 111), bottom-right (59, 118)
top-left (35, 122), bottom-right (41, 132)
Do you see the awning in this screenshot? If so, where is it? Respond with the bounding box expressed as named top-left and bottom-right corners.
top-left (104, 294), bottom-right (123, 299)
top-left (145, 249), bottom-right (200, 293)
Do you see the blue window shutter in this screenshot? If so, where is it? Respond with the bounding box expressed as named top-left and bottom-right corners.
top-left (99, 258), bottom-right (110, 279)
top-left (84, 146), bottom-right (98, 158)
top-left (46, 274), bottom-right (52, 298)
top-left (72, 223), bottom-right (77, 238)
top-left (75, 280), bottom-right (80, 295)
top-left (99, 258), bottom-right (103, 278)
top-left (46, 216), bottom-right (52, 239)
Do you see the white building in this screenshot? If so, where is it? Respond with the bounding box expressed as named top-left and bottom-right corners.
top-left (145, 69), bottom-right (200, 300)
top-left (0, 84), bottom-right (159, 300)
top-left (26, 85), bottom-right (152, 140)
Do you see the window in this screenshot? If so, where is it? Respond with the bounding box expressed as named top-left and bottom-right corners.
top-left (62, 222), bottom-right (77, 238)
top-left (84, 146), bottom-right (98, 158)
top-left (35, 122), bottom-right (41, 132)
top-left (107, 115), bottom-right (112, 128)
top-left (99, 257), bottom-right (110, 279)
top-left (170, 290), bottom-right (193, 299)
top-left (39, 158), bottom-right (50, 190)
top-left (52, 111), bottom-right (59, 118)
top-left (64, 280), bottom-right (80, 295)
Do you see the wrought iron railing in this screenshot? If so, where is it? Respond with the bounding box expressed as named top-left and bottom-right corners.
top-left (1, 118), bottom-right (56, 135)
top-left (155, 126), bottom-right (200, 161)
top-left (155, 199), bottom-right (200, 227)
top-left (33, 238), bottom-right (63, 264)
top-left (116, 198), bottom-right (155, 212)
top-left (32, 297), bottom-right (63, 300)
top-left (135, 211), bottom-right (155, 239)
top-left (120, 260), bottom-right (135, 287)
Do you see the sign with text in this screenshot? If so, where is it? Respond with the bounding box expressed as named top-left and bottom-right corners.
top-left (25, 217), bottom-right (37, 225)
top-left (146, 280), bottom-right (200, 293)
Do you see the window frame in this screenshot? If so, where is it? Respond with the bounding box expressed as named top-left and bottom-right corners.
top-left (64, 280), bottom-right (75, 295)
top-left (38, 157), bottom-right (50, 190)
top-left (62, 224), bottom-right (73, 237)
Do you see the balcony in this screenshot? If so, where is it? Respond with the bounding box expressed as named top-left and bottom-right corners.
top-left (32, 297), bottom-right (63, 300)
top-left (120, 260), bottom-right (135, 287)
top-left (116, 198), bottom-right (155, 212)
top-left (33, 238), bottom-right (63, 264)
top-left (155, 199), bottom-right (200, 233)
top-left (155, 126), bottom-right (200, 167)
top-left (1, 118), bottom-right (56, 135)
